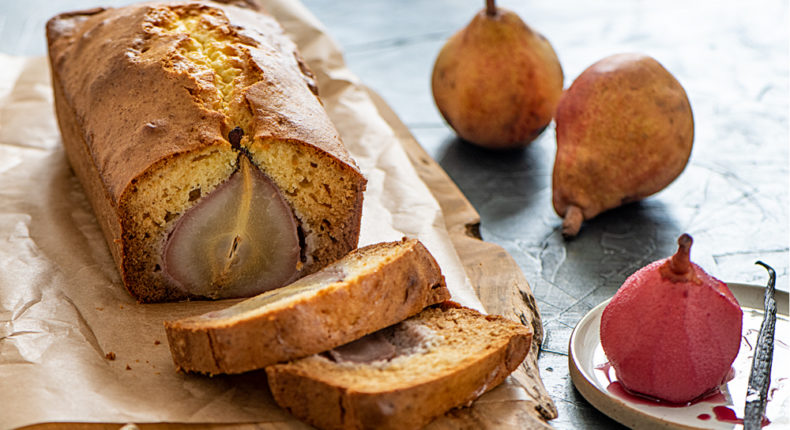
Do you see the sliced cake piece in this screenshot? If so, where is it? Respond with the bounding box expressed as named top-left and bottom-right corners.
top-left (266, 302), bottom-right (532, 430)
top-left (164, 239), bottom-right (450, 375)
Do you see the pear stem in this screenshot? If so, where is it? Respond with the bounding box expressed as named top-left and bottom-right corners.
top-left (659, 233), bottom-right (700, 283)
top-left (669, 234), bottom-right (692, 274)
top-left (486, 0), bottom-right (497, 17)
top-left (561, 205), bottom-right (584, 238)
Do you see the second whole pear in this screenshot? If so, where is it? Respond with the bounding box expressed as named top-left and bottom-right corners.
top-left (553, 53), bottom-right (694, 237)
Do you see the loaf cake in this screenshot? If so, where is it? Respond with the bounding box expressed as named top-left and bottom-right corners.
top-left (46, 1), bottom-right (366, 302)
top-left (164, 239), bottom-right (451, 374)
top-left (266, 302), bottom-right (533, 430)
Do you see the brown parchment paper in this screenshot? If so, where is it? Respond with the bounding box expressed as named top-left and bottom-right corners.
top-left (0, 1), bottom-right (551, 428)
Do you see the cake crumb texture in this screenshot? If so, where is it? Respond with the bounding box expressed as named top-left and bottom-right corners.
top-left (266, 304), bottom-right (532, 430)
top-left (46, 2), bottom-right (366, 302)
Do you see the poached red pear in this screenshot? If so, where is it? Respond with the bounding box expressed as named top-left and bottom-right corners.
top-left (600, 234), bottom-right (742, 404)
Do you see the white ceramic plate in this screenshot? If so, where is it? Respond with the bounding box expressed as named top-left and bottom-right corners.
top-left (569, 283), bottom-right (790, 429)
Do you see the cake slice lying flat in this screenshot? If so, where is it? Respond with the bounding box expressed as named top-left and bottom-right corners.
top-left (164, 239), bottom-right (450, 375)
top-left (266, 302), bottom-right (532, 430)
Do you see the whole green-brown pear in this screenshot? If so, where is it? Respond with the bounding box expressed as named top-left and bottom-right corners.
top-left (431, 0), bottom-right (563, 149)
top-left (553, 53), bottom-right (694, 237)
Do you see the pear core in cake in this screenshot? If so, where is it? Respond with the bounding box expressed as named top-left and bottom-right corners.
top-left (325, 321), bottom-right (438, 364)
top-left (162, 156), bottom-right (300, 299)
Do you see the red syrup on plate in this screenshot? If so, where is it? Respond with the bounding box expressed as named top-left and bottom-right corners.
top-left (595, 362), bottom-right (774, 426)
top-left (712, 405), bottom-right (771, 427)
top-left (595, 361), bottom-right (730, 407)
top-left (594, 362), bottom-right (613, 383)
top-left (605, 381), bottom-right (725, 408)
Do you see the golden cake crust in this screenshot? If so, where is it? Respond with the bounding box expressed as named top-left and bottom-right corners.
top-left (47, 2), bottom-right (360, 200)
top-left (47, 1), bottom-right (366, 302)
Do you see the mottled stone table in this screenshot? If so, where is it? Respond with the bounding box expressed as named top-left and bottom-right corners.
top-left (1, 0), bottom-right (787, 428)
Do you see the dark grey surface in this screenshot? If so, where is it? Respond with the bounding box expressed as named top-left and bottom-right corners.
top-left (1, 1), bottom-right (788, 428)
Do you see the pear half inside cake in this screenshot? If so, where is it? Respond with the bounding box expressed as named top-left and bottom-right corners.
top-left (163, 156), bottom-right (300, 299)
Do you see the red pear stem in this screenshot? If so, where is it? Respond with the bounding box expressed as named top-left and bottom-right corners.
top-left (660, 234), bottom-right (700, 283)
top-left (669, 234), bottom-right (693, 274)
top-left (486, 0), bottom-right (497, 17)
